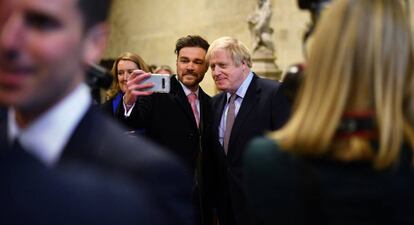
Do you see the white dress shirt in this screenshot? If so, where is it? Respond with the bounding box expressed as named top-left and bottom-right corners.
top-left (8, 83), bottom-right (92, 167)
top-left (218, 72), bottom-right (253, 146)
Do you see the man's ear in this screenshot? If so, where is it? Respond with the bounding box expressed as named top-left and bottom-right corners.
top-left (241, 60), bottom-right (248, 70)
top-left (82, 23), bottom-right (109, 65)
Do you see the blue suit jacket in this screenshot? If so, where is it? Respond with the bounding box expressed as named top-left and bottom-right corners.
top-left (0, 106), bottom-right (193, 225)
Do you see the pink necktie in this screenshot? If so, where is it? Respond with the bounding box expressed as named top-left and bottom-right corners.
top-left (187, 92), bottom-right (200, 127)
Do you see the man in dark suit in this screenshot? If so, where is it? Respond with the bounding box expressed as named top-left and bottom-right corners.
top-left (206, 36), bottom-right (291, 225)
top-left (0, 142), bottom-right (178, 225)
top-left (121, 35), bottom-right (215, 225)
top-left (0, 0), bottom-right (192, 224)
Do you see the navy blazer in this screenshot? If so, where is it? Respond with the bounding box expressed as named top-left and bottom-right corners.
top-left (0, 148), bottom-right (172, 225)
top-left (211, 74), bottom-right (291, 225)
top-left (0, 106), bottom-right (193, 225)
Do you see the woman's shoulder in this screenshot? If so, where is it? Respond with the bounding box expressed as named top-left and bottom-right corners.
top-left (246, 136), bottom-right (294, 157)
top-left (100, 98), bottom-right (115, 112)
top-left (244, 136), bottom-right (300, 172)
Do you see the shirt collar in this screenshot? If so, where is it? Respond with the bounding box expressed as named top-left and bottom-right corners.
top-left (177, 76), bottom-right (199, 97)
top-left (8, 83), bottom-right (92, 166)
top-left (226, 71), bottom-right (254, 100)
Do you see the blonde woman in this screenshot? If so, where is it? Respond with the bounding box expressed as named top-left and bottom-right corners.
top-left (244, 0), bottom-right (414, 224)
top-left (102, 52), bottom-right (150, 118)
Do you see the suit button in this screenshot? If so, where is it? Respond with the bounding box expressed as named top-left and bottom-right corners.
top-left (187, 133), bottom-right (194, 140)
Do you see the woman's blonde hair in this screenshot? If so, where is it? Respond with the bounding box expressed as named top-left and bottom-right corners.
top-left (106, 52), bottom-right (150, 100)
top-left (270, 0), bottom-right (414, 169)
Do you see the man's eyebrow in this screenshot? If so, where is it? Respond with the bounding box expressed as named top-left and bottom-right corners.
top-left (24, 9), bottom-right (61, 27)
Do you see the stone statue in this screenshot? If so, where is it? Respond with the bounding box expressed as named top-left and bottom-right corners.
top-left (247, 0), bottom-right (281, 80)
top-left (247, 0), bottom-right (275, 55)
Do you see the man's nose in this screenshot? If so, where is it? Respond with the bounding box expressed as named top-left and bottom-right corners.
top-left (212, 66), bottom-right (221, 77)
top-left (0, 13), bottom-right (23, 51)
top-left (186, 62), bottom-right (194, 71)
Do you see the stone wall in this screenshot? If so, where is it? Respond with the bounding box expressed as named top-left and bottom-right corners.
top-left (104, 0), bottom-right (310, 95)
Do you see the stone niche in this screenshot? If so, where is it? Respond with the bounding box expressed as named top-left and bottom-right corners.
top-left (252, 49), bottom-right (282, 80)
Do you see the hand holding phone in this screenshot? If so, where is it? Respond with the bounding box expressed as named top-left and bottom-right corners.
top-left (126, 70), bottom-right (170, 100)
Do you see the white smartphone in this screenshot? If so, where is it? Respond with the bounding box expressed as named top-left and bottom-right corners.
top-left (143, 74), bottom-right (171, 93)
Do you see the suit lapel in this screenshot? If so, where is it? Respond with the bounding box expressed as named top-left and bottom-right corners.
top-left (213, 93), bottom-right (227, 132)
top-left (170, 76), bottom-right (199, 129)
top-left (0, 108), bottom-right (9, 151)
top-left (228, 75), bottom-right (260, 153)
top-left (212, 93), bottom-right (227, 155)
top-left (60, 106), bottom-right (97, 161)
top-left (198, 88), bottom-right (209, 133)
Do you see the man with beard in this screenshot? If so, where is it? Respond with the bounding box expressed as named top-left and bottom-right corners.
top-left (0, 0), bottom-right (193, 224)
top-left (122, 35), bottom-right (215, 225)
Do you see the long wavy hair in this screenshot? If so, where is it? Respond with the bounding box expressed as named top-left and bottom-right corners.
top-left (105, 52), bottom-right (150, 100)
top-left (270, 0), bottom-right (414, 169)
